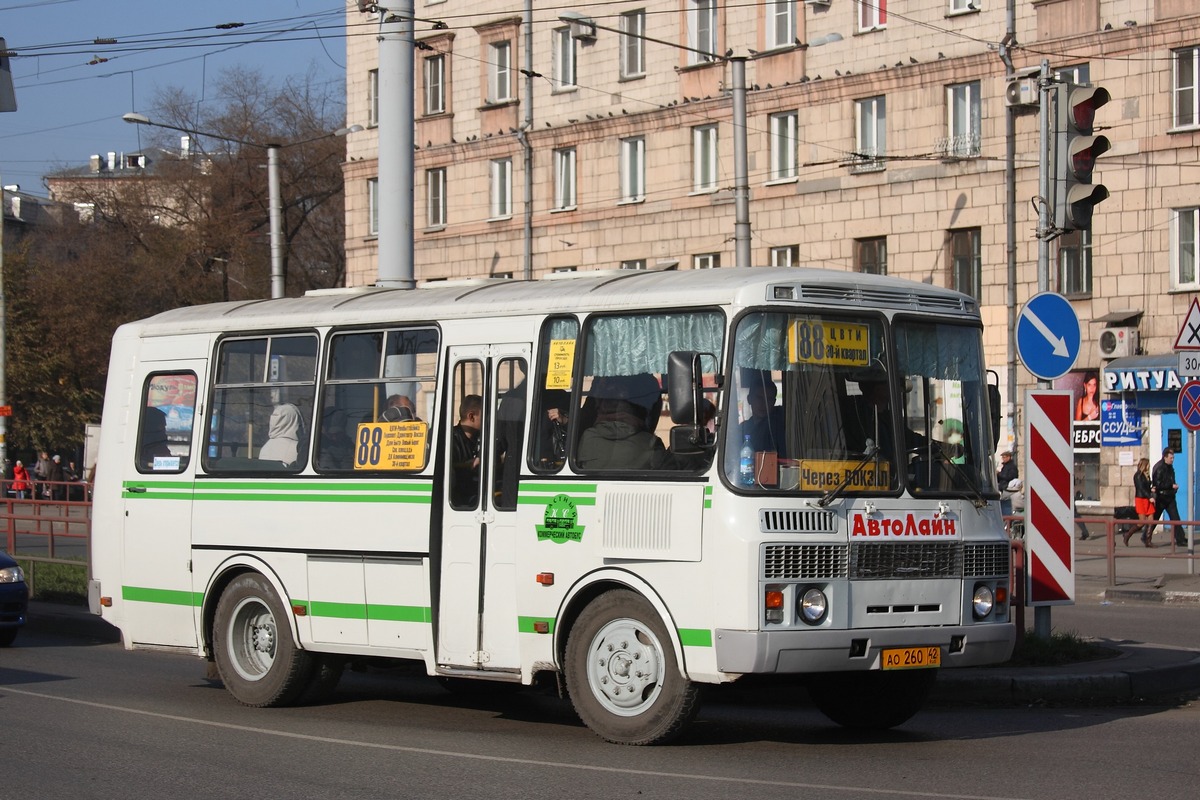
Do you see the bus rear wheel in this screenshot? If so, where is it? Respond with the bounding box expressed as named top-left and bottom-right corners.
top-left (564, 590), bottom-right (700, 745)
top-left (807, 669), bottom-right (936, 729)
top-left (213, 573), bottom-right (313, 708)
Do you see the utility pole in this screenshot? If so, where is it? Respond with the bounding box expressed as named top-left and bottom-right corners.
top-left (368, 1), bottom-right (416, 289)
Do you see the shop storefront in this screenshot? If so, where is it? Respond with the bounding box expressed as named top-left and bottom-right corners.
top-left (1101, 354), bottom-right (1192, 517)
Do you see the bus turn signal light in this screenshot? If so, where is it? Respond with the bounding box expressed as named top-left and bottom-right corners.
top-left (536, 572), bottom-right (554, 586)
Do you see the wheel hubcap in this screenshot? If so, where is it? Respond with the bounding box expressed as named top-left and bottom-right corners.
top-left (228, 596), bottom-right (277, 682)
top-left (587, 618), bottom-right (664, 716)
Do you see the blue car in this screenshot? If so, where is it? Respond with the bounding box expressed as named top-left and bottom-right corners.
top-left (0, 551), bottom-right (28, 646)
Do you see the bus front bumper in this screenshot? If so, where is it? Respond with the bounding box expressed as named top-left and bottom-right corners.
top-left (713, 622), bottom-right (1015, 674)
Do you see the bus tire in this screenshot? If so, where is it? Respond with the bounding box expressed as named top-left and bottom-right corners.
top-left (213, 573), bottom-right (313, 708)
top-left (564, 589), bottom-right (700, 745)
top-left (807, 669), bottom-right (936, 730)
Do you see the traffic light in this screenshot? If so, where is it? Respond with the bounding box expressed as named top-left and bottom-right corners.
top-left (1051, 81), bottom-right (1110, 231)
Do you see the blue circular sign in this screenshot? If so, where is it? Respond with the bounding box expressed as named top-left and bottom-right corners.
top-left (1179, 380), bottom-right (1200, 432)
top-left (1016, 292), bottom-right (1082, 381)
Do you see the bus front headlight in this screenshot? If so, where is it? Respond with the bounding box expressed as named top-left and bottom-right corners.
top-left (799, 587), bottom-right (828, 625)
top-left (972, 584), bottom-right (995, 619)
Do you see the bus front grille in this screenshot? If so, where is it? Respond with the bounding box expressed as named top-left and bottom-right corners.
top-left (962, 542), bottom-right (1011, 577)
top-left (760, 508), bottom-right (838, 534)
top-left (763, 544), bottom-right (848, 580)
top-left (849, 542), bottom-right (962, 580)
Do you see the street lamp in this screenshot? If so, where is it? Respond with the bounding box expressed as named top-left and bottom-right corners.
top-left (558, 12), bottom-right (750, 268)
top-left (122, 113), bottom-right (362, 299)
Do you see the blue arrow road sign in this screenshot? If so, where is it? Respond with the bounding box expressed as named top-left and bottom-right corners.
top-left (1017, 292), bottom-right (1081, 381)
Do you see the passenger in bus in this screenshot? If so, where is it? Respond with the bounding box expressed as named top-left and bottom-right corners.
top-left (536, 388), bottom-right (571, 467)
top-left (139, 406), bottom-right (172, 470)
top-left (495, 377), bottom-right (527, 509)
top-left (450, 394), bottom-right (483, 507)
top-left (742, 374), bottom-right (787, 456)
top-left (259, 403), bottom-right (305, 467)
top-left (577, 374), bottom-right (677, 471)
top-left (380, 394), bottom-right (417, 422)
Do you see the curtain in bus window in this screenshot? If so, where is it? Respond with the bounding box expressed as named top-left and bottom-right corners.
top-left (733, 313), bottom-right (789, 371)
top-left (584, 312), bottom-right (722, 375)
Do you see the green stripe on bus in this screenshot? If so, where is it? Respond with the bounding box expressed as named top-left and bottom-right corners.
top-left (308, 601), bottom-right (432, 623)
top-left (677, 628), bottom-right (713, 647)
top-left (122, 586), bottom-right (203, 607)
top-left (517, 616), bottom-right (556, 634)
top-left (123, 480), bottom-right (429, 492)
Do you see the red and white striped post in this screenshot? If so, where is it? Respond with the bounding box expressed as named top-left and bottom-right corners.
top-left (1025, 391), bottom-right (1075, 636)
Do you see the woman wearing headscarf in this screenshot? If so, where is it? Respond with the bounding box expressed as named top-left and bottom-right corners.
top-left (259, 403), bottom-right (304, 467)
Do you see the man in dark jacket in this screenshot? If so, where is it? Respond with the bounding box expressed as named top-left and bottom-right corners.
top-left (1152, 448), bottom-right (1184, 546)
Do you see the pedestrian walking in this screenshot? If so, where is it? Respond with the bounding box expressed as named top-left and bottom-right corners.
top-left (1126, 457), bottom-right (1155, 547)
top-left (997, 451), bottom-right (1018, 517)
top-left (1152, 447), bottom-right (1184, 547)
top-left (11, 460), bottom-right (30, 499)
top-left (47, 455), bottom-right (66, 500)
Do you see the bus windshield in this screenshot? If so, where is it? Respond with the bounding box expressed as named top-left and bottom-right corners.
top-left (724, 312), bottom-right (993, 498)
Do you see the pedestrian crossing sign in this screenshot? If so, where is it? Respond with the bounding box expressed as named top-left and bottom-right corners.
top-left (1175, 297), bottom-right (1200, 352)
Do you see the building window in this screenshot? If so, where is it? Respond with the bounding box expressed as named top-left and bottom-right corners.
top-left (1173, 46), bottom-right (1199, 129)
top-left (620, 10), bottom-right (646, 79)
top-left (367, 178), bottom-right (379, 236)
top-left (856, 237), bottom-right (887, 275)
top-left (854, 95), bottom-right (886, 170)
top-left (1056, 229), bottom-right (1092, 296)
top-left (490, 158), bottom-right (512, 219)
top-left (767, 0), bottom-right (795, 50)
top-left (768, 111), bottom-right (797, 181)
top-left (427, 168), bottom-right (446, 228)
top-left (693, 125), bottom-right (718, 192)
top-left (858, 0), bottom-right (886, 32)
top-left (424, 55), bottom-right (445, 115)
top-left (488, 41), bottom-right (512, 104)
top-left (949, 229), bottom-right (981, 299)
top-left (552, 27), bottom-right (577, 91)
top-left (620, 259), bottom-right (647, 270)
top-left (948, 0), bottom-right (975, 13)
top-left (687, 0), bottom-right (718, 66)
top-left (1172, 207), bottom-right (1199, 290)
top-left (620, 137), bottom-right (645, 202)
top-left (694, 253), bottom-right (720, 269)
top-left (367, 69), bottom-right (379, 127)
top-left (552, 266), bottom-right (577, 273)
top-left (770, 245), bottom-right (800, 267)
top-left (945, 81), bottom-right (981, 158)
top-left (554, 148), bottom-right (576, 210)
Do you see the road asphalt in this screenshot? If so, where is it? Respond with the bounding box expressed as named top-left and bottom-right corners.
top-left (18, 528), bottom-right (1200, 708)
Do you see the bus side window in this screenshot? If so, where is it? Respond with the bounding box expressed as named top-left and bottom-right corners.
top-left (493, 358), bottom-right (528, 510)
top-left (531, 315), bottom-right (579, 474)
top-left (138, 372), bottom-right (197, 474)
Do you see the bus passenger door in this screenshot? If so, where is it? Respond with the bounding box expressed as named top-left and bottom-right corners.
top-left (437, 346), bottom-right (528, 672)
top-left (121, 363), bottom-right (204, 647)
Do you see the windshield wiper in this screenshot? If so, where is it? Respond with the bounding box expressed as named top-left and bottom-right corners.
top-left (816, 444), bottom-right (881, 508)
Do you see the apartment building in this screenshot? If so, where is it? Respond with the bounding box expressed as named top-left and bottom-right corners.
top-left (343, 0), bottom-right (1200, 513)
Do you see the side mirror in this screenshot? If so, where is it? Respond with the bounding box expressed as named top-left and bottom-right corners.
top-left (987, 382), bottom-right (1001, 448)
top-left (667, 351), bottom-right (701, 425)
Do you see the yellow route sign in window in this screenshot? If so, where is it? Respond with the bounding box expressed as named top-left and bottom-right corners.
top-left (788, 320), bottom-right (870, 367)
top-left (354, 421), bottom-right (428, 471)
top-left (546, 339), bottom-right (576, 389)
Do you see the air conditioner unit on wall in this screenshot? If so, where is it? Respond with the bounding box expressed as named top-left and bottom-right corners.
top-left (1005, 77), bottom-right (1038, 107)
top-left (1099, 327), bottom-right (1138, 359)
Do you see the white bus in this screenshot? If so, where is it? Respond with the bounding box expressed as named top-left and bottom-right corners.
top-left (89, 267), bottom-right (1014, 744)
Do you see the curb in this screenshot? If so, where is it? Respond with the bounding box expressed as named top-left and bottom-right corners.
top-left (933, 650), bottom-right (1200, 705)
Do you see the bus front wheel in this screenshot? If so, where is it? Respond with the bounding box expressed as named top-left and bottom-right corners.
top-left (807, 668), bottom-right (936, 729)
top-left (564, 590), bottom-right (700, 745)
top-left (213, 573), bottom-right (313, 708)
